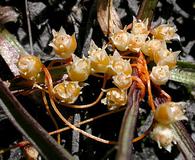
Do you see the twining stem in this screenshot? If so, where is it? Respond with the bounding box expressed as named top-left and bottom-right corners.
top-left (60, 76), bottom-right (107, 109)
top-left (42, 91), bottom-right (61, 144)
top-left (49, 107), bottom-right (126, 135)
top-left (43, 66), bottom-right (116, 144)
top-left (49, 97), bottom-right (116, 144)
top-left (0, 78), bottom-right (74, 160)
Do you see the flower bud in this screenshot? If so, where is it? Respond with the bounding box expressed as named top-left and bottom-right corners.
top-left (154, 102), bottom-right (188, 125)
top-left (53, 81), bottom-right (82, 104)
top-left (131, 17), bottom-right (149, 35)
top-left (88, 40), bottom-right (110, 73)
top-left (67, 55), bottom-right (91, 82)
top-left (150, 65), bottom-right (170, 85)
top-left (101, 88), bottom-right (127, 110)
top-left (17, 55), bottom-right (43, 80)
top-left (49, 27), bottom-right (77, 59)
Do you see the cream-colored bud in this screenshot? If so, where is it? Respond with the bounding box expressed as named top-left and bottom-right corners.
top-left (53, 81), bottom-right (82, 104)
top-left (150, 65), bottom-right (170, 85)
top-left (88, 40), bottom-right (110, 73)
top-left (67, 55), bottom-right (91, 82)
top-left (131, 17), bottom-right (149, 35)
top-left (154, 102), bottom-right (188, 125)
top-left (49, 27), bottom-right (77, 59)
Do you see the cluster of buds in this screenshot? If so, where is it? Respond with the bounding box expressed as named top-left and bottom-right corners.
top-left (110, 17), bottom-right (149, 52)
top-left (64, 40), bottom-right (133, 108)
top-left (110, 18), bottom-right (180, 86)
top-left (151, 102), bottom-right (188, 152)
top-left (144, 23), bottom-right (180, 85)
top-left (15, 15), bottom-right (190, 155)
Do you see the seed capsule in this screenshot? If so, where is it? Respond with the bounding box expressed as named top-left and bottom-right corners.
top-left (151, 24), bottom-right (179, 41)
top-left (154, 49), bottom-right (179, 69)
top-left (101, 88), bottom-right (127, 110)
top-left (112, 73), bottom-right (132, 90)
top-left (150, 65), bottom-right (170, 85)
top-left (108, 51), bottom-right (132, 76)
top-left (154, 102), bottom-right (188, 125)
top-left (53, 81), bottom-right (82, 104)
top-left (88, 40), bottom-right (110, 73)
top-left (49, 27), bottom-right (77, 59)
top-left (131, 17), bottom-right (149, 35)
top-left (17, 54), bottom-right (43, 80)
top-left (66, 55), bottom-right (91, 82)
top-left (151, 123), bottom-right (177, 152)
top-left (110, 28), bottom-right (131, 51)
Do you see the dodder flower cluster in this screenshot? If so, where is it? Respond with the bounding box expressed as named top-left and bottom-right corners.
top-left (17, 18), bottom-right (186, 152)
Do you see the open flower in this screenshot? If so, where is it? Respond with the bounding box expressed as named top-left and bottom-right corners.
top-left (141, 39), bottom-right (167, 59)
top-left (49, 27), bottom-right (77, 59)
top-left (154, 49), bottom-right (180, 69)
top-left (128, 34), bottom-right (147, 53)
top-left (112, 73), bottom-right (132, 90)
top-left (110, 28), bottom-right (131, 51)
top-left (88, 40), bottom-right (110, 73)
top-left (108, 51), bottom-right (132, 76)
top-left (101, 88), bottom-right (127, 110)
top-left (17, 55), bottom-right (43, 80)
top-left (151, 24), bottom-right (180, 41)
top-left (66, 55), bottom-right (91, 82)
top-left (53, 80), bottom-right (82, 104)
top-left (151, 123), bottom-right (177, 152)
top-left (150, 65), bottom-right (170, 85)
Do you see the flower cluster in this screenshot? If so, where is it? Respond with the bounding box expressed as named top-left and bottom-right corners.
top-left (110, 17), bottom-right (149, 52)
top-left (61, 40), bottom-right (133, 109)
top-left (151, 102), bottom-right (188, 152)
top-left (16, 18), bottom-right (186, 153)
top-left (110, 18), bottom-right (180, 86)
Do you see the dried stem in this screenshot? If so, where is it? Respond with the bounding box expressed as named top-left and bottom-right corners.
top-left (25, 0), bottom-right (34, 54)
top-left (116, 82), bottom-right (142, 160)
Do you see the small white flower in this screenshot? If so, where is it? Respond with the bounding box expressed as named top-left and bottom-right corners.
top-left (150, 65), bottom-right (170, 85)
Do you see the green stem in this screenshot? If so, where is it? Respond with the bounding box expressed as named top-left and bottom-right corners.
top-left (137, 0), bottom-right (158, 23)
